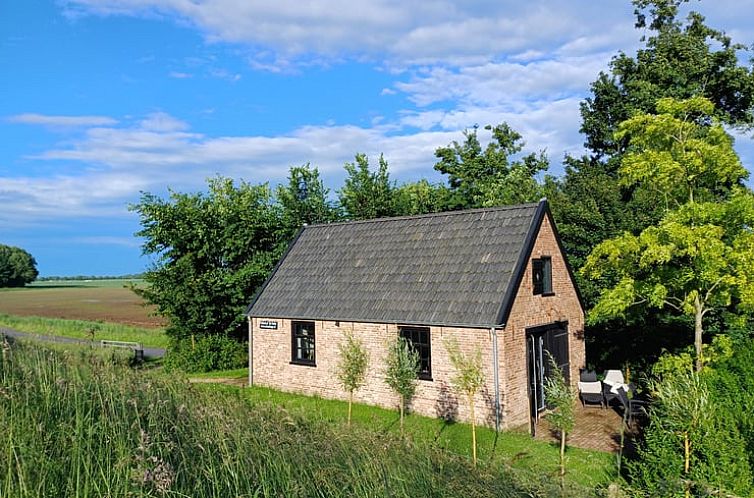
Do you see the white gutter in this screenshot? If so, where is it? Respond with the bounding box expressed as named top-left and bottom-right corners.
top-left (491, 327), bottom-right (501, 432)
top-left (248, 316), bottom-right (253, 387)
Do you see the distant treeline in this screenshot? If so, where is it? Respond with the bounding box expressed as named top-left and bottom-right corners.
top-left (37, 274), bottom-right (144, 281)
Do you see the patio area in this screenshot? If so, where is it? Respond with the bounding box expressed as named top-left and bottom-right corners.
top-left (535, 403), bottom-right (636, 453)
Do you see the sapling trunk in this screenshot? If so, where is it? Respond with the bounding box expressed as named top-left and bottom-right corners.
top-left (399, 399), bottom-right (405, 434)
top-left (348, 391), bottom-right (353, 427)
top-left (560, 430), bottom-right (566, 490)
top-left (469, 393), bottom-right (477, 467)
top-left (684, 432), bottom-right (691, 498)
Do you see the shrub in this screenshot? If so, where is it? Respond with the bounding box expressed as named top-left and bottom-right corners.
top-left (163, 334), bottom-right (247, 373)
top-left (335, 331), bottom-right (369, 426)
top-left (628, 360), bottom-right (753, 496)
top-left (384, 336), bottom-right (419, 433)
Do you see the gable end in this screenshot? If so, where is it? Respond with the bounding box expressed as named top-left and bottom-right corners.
top-left (494, 199), bottom-right (584, 327)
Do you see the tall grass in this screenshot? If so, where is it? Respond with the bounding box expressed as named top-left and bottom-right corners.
top-left (0, 313), bottom-right (168, 348)
top-left (0, 338), bottom-right (599, 497)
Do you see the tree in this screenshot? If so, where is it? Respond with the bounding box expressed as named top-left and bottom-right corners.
top-left (335, 331), bottom-right (369, 427)
top-left (384, 336), bottom-right (419, 434)
top-left (131, 177), bottom-right (286, 343)
top-left (392, 179), bottom-right (450, 216)
top-left (338, 154), bottom-right (396, 220)
top-left (0, 244), bottom-right (38, 287)
top-left (581, 0), bottom-right (754, 159)
top-left (276, 164), bottom-right (340, 237)
top-left (444, 339), bottom-right (485, 467)
top-left (542, 353), bottom-right (576, 490)
top-left (433, 123), bottom-right (547, 210)
top-left (629, 364), bottom-right (753, 497)
top-left (582, 98), bottom-right (754, 371)
top-left (549, 1), bottom-right (754, 369)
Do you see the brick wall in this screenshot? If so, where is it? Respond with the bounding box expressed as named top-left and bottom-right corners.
top-left (251, 318), bottom-right (499, 426)
top-left (500, 213), bottom-right (585, 429)
top-left (249, 212), bottom-right (585, 429)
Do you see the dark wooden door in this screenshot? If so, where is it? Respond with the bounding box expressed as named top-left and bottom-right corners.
top-left (526, 322), bottom-right (570, 435)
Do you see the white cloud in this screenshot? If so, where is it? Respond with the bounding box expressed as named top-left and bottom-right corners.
top-left (61, 0), bottom-right (638, 67)
top-left (73, 236), bottom-right (142, 247)
top-left (393, 55), bottom-right (610, 108)
top-left (169, 71), bottom-right (192, 78)
top-left (8, 113), bottom-right (118, 127)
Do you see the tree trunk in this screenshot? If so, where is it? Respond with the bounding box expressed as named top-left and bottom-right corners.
top-left (469, 393), bottom-right (477, 467)
top-left (348, 391), bottom-right (353, 427)
top-left (684, 432), bottom-right (691, 498)
top-left (694, 295), bottom-right (704, 372)
top-left (560, 429), bottom-right (566, 490)
top-left (399, 399), bottom-right (404, 435)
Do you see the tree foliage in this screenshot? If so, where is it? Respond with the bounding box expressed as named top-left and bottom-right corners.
top-left (0, 244), bottom-right (38, 288)
top-left (384, 336), bottom-right (420, 433)
top-left (547, 0), bottom-right (754, 372)
top-left (131, 177), bottom-right (286, 342)
top-left (338, 154), bottom-right (396, 220)
top-left (629, 351), bottom-right (754, 496)
top-left (336, 331), bottom-right (369, 426)
top-left (445, 339), bottom-right (485, 467)
top-left (277, 164), bottom-right (340, 237)
top-left (542, 353), bottom-right (576, 489)
top-left (433, 123), bottom-right (547, 210)
top-left (583, 98), bottom-right (754, 371)
top-left (581, 0), bottom-right (754, 159)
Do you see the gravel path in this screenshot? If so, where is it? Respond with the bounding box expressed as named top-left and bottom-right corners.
top-left (0, 327), bottom-right (166, 359)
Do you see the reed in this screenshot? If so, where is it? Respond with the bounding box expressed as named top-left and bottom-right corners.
top-left (0, 339), bottom-right (596, 497)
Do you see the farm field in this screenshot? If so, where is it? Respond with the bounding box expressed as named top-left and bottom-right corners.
top-left (0, 279), bottom-right (164, 328)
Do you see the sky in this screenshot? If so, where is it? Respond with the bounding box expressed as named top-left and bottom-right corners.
top-left (2, 0), bottom-right (754, 277)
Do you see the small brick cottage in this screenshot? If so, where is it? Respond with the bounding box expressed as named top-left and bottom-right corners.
top-left (246, 199), bottom-right (584, 431)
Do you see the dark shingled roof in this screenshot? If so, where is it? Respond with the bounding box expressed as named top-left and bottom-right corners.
top-left (247, 200), bottom-right (547, 328)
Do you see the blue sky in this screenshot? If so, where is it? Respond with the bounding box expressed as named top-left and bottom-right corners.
top-left (2, 0), bottom-right (753, 276)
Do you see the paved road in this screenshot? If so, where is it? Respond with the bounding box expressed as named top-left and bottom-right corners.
top-left (0, 327), bottom-right (166, 359)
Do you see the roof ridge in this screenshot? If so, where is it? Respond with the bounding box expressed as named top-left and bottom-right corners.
top-left (303, 201), bottom-right (541, 230)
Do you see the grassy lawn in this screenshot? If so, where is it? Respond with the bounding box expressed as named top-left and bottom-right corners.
top-left (0, 313), bottom-right (169, 348)
top-left (192, 368), bottom-right (616, 489)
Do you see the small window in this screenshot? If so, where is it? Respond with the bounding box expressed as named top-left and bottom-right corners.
top-left (291, 321), bottom-right (316, 365)
top-left (399, 326), bottom-right (432, 380)
top-left (532, 257), bottom-right (553, 296)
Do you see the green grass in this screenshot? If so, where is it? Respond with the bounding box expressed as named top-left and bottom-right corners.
top-left (0, 313), bottom-right (168, 348)
top-left (0, 340), bottom-right (604, 497)
top-left (191, 367), bottom-right (249, 379)
top-left (190, 368), bottom-right (614, 489)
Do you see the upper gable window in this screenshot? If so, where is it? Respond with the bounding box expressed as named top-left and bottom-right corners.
top-left (532, 257), bottom-right (553, 296)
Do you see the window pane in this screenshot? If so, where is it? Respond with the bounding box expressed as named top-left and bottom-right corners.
top-left (532, 259), bottom-right (544, 295)
top-left (399, 326), bottom-right (431, 379)
top-left (543, 258), bottom-right (552, 294)
top-left (292, 321), bottom-right (316, 364)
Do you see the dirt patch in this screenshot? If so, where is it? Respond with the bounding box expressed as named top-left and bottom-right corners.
top-left (0, 287), bottom-right (165, 328)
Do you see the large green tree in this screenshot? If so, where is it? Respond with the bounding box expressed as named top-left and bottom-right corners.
top-left (131, 177), bottom-right (286, 341)
top-left (338, 154), bottom-right (396, 220)
top-left (554, 0), bottom-right (754, 282)
top-left (549, 0), bottom-right (754, 369)
top-left (434, 123), bottom-right (547, 210)
top-left (581, 0), bottom-right (754, 159)
top-left (582, 98), bottom-right (754, 371)
top-left (277, 164), bottom-right (340, 236)
top-left (0, 244), bottom-right (38, 287)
